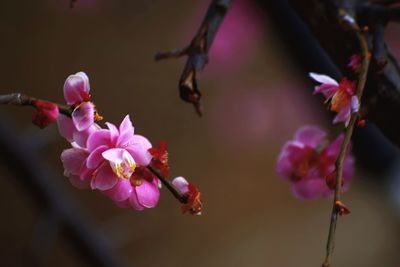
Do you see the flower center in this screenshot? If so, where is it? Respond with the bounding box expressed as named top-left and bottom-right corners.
top-left (109, 151), bottom-right (136, 179)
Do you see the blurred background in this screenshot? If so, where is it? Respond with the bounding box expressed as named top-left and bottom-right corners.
top-left (0, 0), bottom-right (400, 266)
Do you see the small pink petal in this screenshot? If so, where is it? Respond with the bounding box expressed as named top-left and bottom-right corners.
top-left (91, 164), bottom-right (118, 191)
top-left (117, 115), bottom-right (134, 146)
top-left (294, 125), bottom-right (327, 148)
top-left (103, 179), bottom-right (133, 202)
top-left (61, 148), bottom-right (88, 176)
top-left (87, 129), bottom-right (111, 152)
top-left (134, 179), bottom-right (160, 208)
top-left (63, 72), bottom-right (90, 105)
top-left (172, 176), bottom-right (189, 194)
top-left (86, 145), bottom-right (109, 169)
top-left (57, 115), bottom-right (75, 141)
top-left (72, 102), bottom-right (95, 131)
top-left (309, 73), bottom-right (339, 86)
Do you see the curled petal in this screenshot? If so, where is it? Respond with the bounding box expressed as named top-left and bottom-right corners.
top-left (351, 96), bottom-right (360, 113)
top-left (72, 102), bottom-right (95, 131)
top-left (91, 164), bottom-right (118, 191)
top-left (64, 72), bottom-right (90, 105)
top-left (102, 148), bottom-right (130, 164)
top-left (134, 179), bottom-right (160, 208)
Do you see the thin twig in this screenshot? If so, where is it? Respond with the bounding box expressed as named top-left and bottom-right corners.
top-left (147, 164), bottom-right (186, 203)
top-left (322, 11), bottom-right (370, 267)
top-left (0, 93), bottom-right (72, 116)
top-left (155, 0), bottom-right (232, 116)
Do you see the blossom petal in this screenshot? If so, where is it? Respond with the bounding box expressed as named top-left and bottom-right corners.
top-left (134, 179), bottom-right (160, 208)
top-left (87, 129), bottom-right (111, 152)
top-left (117, 115), bottom-right (134, 146)
top-left (294, 125), bottom-right (326, 148)
top-left (102, 148), bottom-right (128, 164)
top-left (57, 115), bottom-right (75, 141)
top-left (129, 190), bottom-right (145, 211)
top-left (126, 135), bottom-right (152, 166)
top-left (309, 73), bottom-right (339, 86)
top-left (333, 104), bottom-right (351, 124)
top-left (72, 102), bottom-right (95, 131)
top-left (61, 148), bottom-right (88, 177)
top-left (103, 179), bottom-right (133, 202)
top-left (91, 164), bottom-right (118, 191)
top-left (276, 141), bottom-right (304, 181)
top-left (292, 179), bottom-right (328, 200)
top-left (106, 122), bottom-right (119, 145)
top-left (73, 123), bottom-right (100, 148)
top-left (172, 176), bottom-right (189, 194)
top-left (64, 72), bottom-right (90, 105)
top-left (86, 145), bottom-right (108, 169)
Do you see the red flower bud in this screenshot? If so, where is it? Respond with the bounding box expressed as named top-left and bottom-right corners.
top-left (32, 100), bottom-right (59, 129)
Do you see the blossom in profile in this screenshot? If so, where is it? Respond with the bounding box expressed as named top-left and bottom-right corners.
top-left (172, 176), bottom-right (202, 215)
top-left (31, 99), bottom-right (59, 128)
top-left (309, 73), bottom-right (358, 125)
top-left (276, 125), bottom-right (354, 200)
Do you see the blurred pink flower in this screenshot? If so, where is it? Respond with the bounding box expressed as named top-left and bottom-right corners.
top-left (276, 125), bottom-right (354, 200)
top-left (310, 73), bottom-right (358, 125)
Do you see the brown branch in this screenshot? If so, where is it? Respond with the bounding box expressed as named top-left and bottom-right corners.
top-left (155, 0), bottom-right (232, 116)
top-left (146, 164), bottom-right (186, 203)
top-left (322, 12), bottom-right (370, 267)
top-left (0, 93), bottom-right (72, 116)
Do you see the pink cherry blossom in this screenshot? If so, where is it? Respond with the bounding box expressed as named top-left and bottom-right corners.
top-left (276, 125), bottom-right (354, 200)
top-left (309, 73), bottom-right (358, 125)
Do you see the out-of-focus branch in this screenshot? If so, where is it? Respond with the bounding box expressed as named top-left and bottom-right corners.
top-left (155, 0), bottom-right (232, 116)
top-left (0, 93), bottom-right (72, 116)
top-left (70, 0), bottom-right (77, 8)
top-left (322, 10), bottom-right (371, 267)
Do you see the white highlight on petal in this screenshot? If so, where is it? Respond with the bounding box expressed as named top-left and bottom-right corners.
top-left (351, 96), bottom-right (360, 113)
top-left (309, 72), bottom-right (339, 86)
